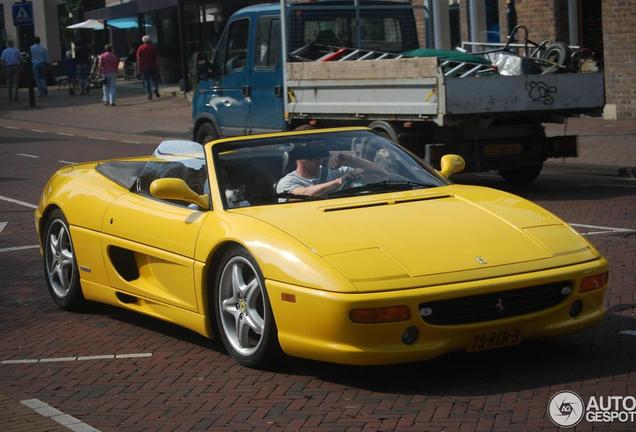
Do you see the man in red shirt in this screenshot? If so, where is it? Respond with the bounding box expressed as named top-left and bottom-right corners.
top-left (136, 35), bottom-right (160, 99)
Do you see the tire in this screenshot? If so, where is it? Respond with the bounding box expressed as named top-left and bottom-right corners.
top-left (42, 209), bottom-right (84, 310)
top-left (213, 246), bottom-right (280, 368)
top-left (294, 124), bottom-right (315, 131)
top-left (195, 122), bottom-right (218, 145)
top-left (498, 162), bottom-right (543, 184)
top-left (541, 42), bottom-right (571, 68)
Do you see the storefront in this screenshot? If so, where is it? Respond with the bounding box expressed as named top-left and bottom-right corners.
top-left (85, 0), bottom-right (255, 89)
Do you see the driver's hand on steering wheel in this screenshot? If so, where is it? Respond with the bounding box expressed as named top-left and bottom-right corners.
top-left (338, 168), bottom-right (364, 184)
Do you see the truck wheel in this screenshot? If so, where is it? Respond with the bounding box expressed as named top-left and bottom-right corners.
top-left (196, 122), bottom-right (218, 145)
top-left (498, 163), bottom-right (543, 184)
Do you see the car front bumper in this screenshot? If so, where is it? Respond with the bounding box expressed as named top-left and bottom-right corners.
top-left (267, 258), bottom-right (608, 365)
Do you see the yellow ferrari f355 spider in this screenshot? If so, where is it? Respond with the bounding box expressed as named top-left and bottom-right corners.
top-left (35, 128), bottom-right (608, 367)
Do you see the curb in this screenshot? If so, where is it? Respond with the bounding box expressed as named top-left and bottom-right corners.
top-left (544, 162), bottom-right (636, 178)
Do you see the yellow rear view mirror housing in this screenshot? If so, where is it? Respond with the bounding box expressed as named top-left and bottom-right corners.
top-left (149, 178), bottom-right (210, 209)
top-left (439, 154), bottom-right (466, 178)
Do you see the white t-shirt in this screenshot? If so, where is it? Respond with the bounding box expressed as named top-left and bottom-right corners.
top-left (276, 166), bottom-right (352, 195)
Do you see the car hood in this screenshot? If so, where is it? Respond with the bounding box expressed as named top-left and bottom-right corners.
top-left (234, 185), bottom-right (597, 292)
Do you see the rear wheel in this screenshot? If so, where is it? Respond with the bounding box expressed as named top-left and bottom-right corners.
top-left (195, 122), bottom-right (218, 145)
top-left (213, 246), bottom-right (280, 368)
top-left (498, 162), bottom-right (543, 184)
top-left (43, 209), bottom-right (84, 310)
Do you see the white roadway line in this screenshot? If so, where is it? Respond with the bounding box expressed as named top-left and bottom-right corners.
top-left (16, 153), bottom-right (39, 158)
top-left (122, 140), bottom-right (142, 144)
top-left (0, 245), bottom-right (40, 253)
top-left (29, 129), bottom-right (44, 133)
top-left (58, 160), bottom-right (77, 165)
top-left (1, 353), bottom-right (152, 364)
top-left (0, 195), bottom-right (37, 209)
top-left (21, 399), bottom-right (102, 432)
top-left (56, 132), bottom-right (75, 137)
top-left (88, 136), bottom-right (108, 141)
top-left (0, 222), bottom-right (6, 234)
top-left (569, 223), bottom-right (636, 233)
top-left (5, 126), bottom-right (19, 130)
top-left (619, 330), bottom-right (636, 337)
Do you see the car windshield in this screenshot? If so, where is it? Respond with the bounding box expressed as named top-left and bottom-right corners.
top-left (214, 130), bottom-right (446, 208)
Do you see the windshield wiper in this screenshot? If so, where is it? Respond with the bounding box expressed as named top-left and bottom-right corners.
top-left (328, 180), bottom-right (432, 197)
top-left (246, 192), bottom-right (326, 202)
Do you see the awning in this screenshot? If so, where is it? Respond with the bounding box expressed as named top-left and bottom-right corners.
top-left (66, 19), bottom-right (104, 30)
top-left (107, 17), bottom-right (150, 30)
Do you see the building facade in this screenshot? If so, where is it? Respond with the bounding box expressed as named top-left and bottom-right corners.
top-left (0, 0), bottom-right (63, 61)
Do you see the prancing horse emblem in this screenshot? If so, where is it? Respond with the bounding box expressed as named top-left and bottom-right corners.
top-left (474, 256), bottom-right (488, 265)
top-left (495, 298), bottom-right (505, 313)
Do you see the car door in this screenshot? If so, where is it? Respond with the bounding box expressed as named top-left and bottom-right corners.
top-left (249, 16), bottom-right (285, 134)
top-left (205, 18), bottom-right (252, 137)
top-left (101, 148), bottom-right (210, 313)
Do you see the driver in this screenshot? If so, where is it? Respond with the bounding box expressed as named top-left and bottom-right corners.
top-left (276, 143), bottom-right (384, 198)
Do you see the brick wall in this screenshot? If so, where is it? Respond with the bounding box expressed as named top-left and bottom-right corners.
top-left (513, 0), bottom-right (557, 42)
top-left (602, 0), bottom-right (636, 119)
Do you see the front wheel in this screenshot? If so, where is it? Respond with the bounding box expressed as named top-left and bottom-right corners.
top-left (213, 246), bottom-right (280, 368)
top-left (43, 209), bottom-right (84, 310)
top-left (195, 122), bottom-right (218, 145)
top-left (498, 162), bottom-right (543, 184)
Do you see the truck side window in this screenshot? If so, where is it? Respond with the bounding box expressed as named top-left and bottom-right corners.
top-left (220, 18), bottom-right (250, 75)
top-left (255, 17), bottom-right (281, 68)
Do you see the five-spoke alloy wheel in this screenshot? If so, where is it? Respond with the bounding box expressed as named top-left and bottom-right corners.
top-left (43, 209), bottom-right (84, 310)
top-left (214, 246), bottom-right (279, 367)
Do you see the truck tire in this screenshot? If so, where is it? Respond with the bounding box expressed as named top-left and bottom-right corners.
top-left (498, 163), bottom-right (543, 184)
top-left (195, 122), bottom-right (218, 145)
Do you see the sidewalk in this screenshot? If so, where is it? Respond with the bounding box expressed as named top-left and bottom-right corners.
top-left (1, 79), bottom-right (635, 176)
top-left (0, 79), bottom-right (191, 140)
top-left (544, 118), bottom-right (636, 177)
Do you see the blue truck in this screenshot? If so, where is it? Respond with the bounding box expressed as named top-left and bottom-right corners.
top-left (192, 1), bottom-right (605, 183)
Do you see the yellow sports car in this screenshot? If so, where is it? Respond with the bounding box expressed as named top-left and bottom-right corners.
top-left (35, 128), bottom-right (608, 367)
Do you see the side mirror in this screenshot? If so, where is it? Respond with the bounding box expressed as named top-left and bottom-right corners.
top-left (150, 178), bottom-right (210, 209)
top-left (439, 154), bottom-right (465, 178)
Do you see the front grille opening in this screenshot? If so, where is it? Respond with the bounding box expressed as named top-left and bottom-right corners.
top-left (419, 282), bottom-right (571, 325)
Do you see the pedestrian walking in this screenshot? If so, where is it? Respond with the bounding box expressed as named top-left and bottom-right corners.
top-left (1, 40), bottom-right (21, 101)
top-left (136, 35), bottom-right (160, 100)
top-left (75, 42), bottom-right (90, 95)
top-left (30, 36), bottom-right (48, 97)
top-left (98, 44), bottom-right (119, 106)
top-left (61, 51), bottom-right (77, 95)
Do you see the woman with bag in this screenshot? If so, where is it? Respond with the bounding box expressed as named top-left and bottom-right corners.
top-left (97, 44), bottom-right (119, 106)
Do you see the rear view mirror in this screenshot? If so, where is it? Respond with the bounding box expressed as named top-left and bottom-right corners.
top-left (439, 154), bottom-right (465, 178)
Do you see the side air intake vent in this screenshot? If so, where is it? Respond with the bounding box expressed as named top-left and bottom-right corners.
top-left (108, 246), bottom-right (139, 281)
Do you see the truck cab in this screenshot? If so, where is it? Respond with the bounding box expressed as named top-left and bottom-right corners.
top-left (193, 4), bottom-right (285, 144)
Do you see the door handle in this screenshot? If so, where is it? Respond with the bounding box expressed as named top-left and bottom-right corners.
top-left (242, 85), bottom-right (251, 97)
top-left (274, 85), bottom-right (282, 97)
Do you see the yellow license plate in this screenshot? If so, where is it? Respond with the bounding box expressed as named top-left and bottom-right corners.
top-left (467, 328), bottom-right (522, 352)
top-left (484, 143), bottom-right (523, 156)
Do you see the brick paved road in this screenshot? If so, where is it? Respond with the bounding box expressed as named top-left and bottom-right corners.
top-left (0, 125), bottom-right (634, 432)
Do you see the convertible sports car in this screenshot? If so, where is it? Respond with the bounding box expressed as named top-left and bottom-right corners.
top-left (35, 127), bottom-right (608, 367)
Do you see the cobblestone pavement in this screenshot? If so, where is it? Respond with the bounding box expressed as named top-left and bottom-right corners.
top-left (0, 120), bottom-right (634, 431)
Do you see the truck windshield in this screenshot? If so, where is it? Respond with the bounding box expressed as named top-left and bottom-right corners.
top-left (288, 2), bottom-right (419, 54)
top-left (214, 130), bottom-right (446, 209)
